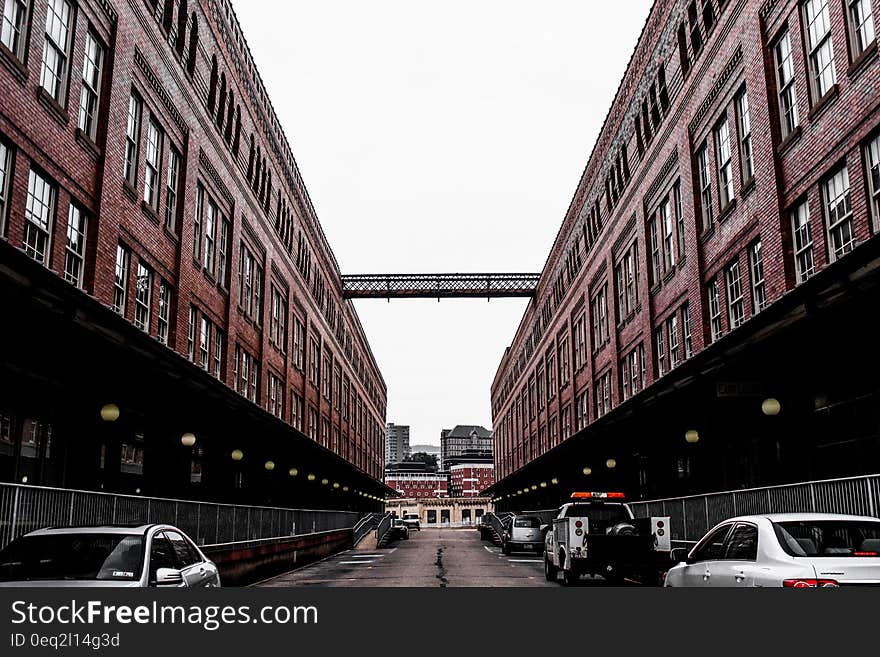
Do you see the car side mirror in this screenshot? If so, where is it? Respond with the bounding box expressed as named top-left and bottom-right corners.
top-left (152, 567), bottom-right (184, 587)
top-left (670, 548), bottom-right (691, 564)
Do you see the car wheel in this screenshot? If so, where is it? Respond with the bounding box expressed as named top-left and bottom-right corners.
top-left (563, 569), bottom-right (579, 586)
top-left (544, 555), bottom-right (558, 581)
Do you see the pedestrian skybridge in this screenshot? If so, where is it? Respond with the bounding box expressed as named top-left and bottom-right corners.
top-left (341, 273), bottom-right (541, 300)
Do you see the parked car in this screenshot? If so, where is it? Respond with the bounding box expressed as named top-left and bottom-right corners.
top-left (664, 513), bottom-right (880, 587)
top-left (0, 524), bottom-right (221, 587)
top-left (389, 518), bottom-right (410, 541)
top-left (502, 515), bottom-right (547, 555)
top-left (402, 513), bottom-right (421, 531)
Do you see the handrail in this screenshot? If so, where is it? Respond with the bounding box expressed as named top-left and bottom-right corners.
top-left (375, 513), bottom-right (394, 545)
top-left (353, 513), bottom-right (381, 546)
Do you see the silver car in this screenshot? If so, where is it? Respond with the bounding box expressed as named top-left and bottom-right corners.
top-left (0, 524), bottom-right (221, 587)
top-left (665, 513), bottom-right (880, 587)
top-left (502, 515), bottom-right (546, 555)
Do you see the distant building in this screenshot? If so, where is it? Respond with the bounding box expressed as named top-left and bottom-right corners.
top-left (384, 462), bottom-right (447, 499)
top-left (440, 425), bottom-right (493, 470)
top-left (448, 454), bottom-right (495, 498)
top-left (385, 424), bottom-right (411, 464)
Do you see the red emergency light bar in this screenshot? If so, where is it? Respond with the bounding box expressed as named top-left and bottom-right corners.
top-left (570, 492), bottom-right (626, 500)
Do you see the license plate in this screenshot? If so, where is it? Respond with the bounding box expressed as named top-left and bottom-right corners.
top-left (524, 544), bottom-right (533, 550)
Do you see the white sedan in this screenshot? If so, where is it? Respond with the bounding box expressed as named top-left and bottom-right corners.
top-left (664, 513), bottom-right (880, 587)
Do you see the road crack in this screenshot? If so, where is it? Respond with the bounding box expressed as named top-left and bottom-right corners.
top-left (434, 547), bottom-right (448, 587)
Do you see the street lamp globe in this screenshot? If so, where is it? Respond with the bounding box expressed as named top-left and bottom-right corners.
top-left (231, 449), bottom-right (244, 462)
top-left (582, 467), bottom-right (592, 476)
top-left (307, 474), bottom-right (316, 481)
top-left (289, 468), bottom-right (299, 477)
top-left (264, 461), bottom-right (275, 471)
top-left (762, 398), bottom-right (782, 416)
top-left (181, 433), bottom-right (196, 447)
top-left (685, 430), bottom-right (700, 444)
top-left (100, 404), bottom-right (120, 422)
top-left (606, 459), bottom-right (617, 469)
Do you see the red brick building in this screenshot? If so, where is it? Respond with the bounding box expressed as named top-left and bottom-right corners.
top-left (385, 472), bottom-right (448, 499)
top-left (490, 0), bottom-right (880, 506)
top-left (0, 0), bottom-right (387, 507)
top-left (449, 463), bottom-right (494, 498)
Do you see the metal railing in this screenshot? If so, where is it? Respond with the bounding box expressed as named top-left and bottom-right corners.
top-left (0, 483), bottom-right (360, 549)
top-left (483, 512), bottom-right (508, 541)
top-left (375, 513), bottom-right (393, 544)
top-left (352, 513), bottom-right (381, 546)
top-left (628, 474), bottom-right (880, 544)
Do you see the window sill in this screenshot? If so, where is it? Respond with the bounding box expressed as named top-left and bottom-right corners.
top-left (807, 85), bottom-right (839, 122)
top-left (777, 126), bottom-right (802, 157)
top-left (122, 181), bottom-right (139, 203)
top-left (162, 224), bottom-right (179, 243)
top-left (75, 128), bottom-right (102, 160)
top-left (741, 177), bottom-right (755, 199)
top-left (848, 40), bottom-right (877, 80)
top-left (36, 87), bottom-right (69, 127)
top-left (699, 225), bottom-right (716, 244)
top-left (718, 198), bottom-right (737, 223)
top-left (0, 44), bottom-right (27, 83)
top-left (140, 200), bottom-right (160, 225)
top-left (649, 283), bottom-right (662, 296)
top-left (663, 266), bottom-right (677, 284)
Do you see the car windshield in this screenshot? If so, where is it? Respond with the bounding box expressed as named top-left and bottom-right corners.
top-left (514, 517), bottom-right (542, 528)
top-left (0, 533), bottom-right (145, 582)
top-left (393, 520), bottom-right (406, 527)
top-left (773, 520), bottom-right (880, 557)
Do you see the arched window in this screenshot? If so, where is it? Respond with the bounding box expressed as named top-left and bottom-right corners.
top-left (175, 0), bottom-right (188, 55)
top-left (224, 91), bottom-right (234, 142)
top-left (186, 14), bottom-right (198, 74)
top-left (253, 147), bottom-right (261, 192)
top-left (247, 135), bottom-right (255, 181)
top-left (207, 55), bottom-right (218, 111)
top-left (217, 73), bottom-right (227, 130)
top-left (163, 0), bottom-right (174, 32)
top-left (233, 107), bottom-right (241, 155)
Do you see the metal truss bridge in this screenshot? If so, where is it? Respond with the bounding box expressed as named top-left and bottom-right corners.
top-left (341, 273), bottom-right (541, 300)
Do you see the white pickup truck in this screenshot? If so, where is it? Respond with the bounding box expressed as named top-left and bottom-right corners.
top-left (544, 492), bottom-right (671, 585)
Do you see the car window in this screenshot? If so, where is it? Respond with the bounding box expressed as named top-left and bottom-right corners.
top-left (165, 531), bottom-right (200, 568)
top-left (724, 523), bottom-right (758, 561)
top-left (149, 532), bottom-right (178, 581)
top-left (514, 517), bottom-right (542, 528)
top-left (0, 534), bottom-right (144, 582)
top-left (773, 520), bottom-right (880, 557)
top-left (690, 524), bottom-right (733, 562)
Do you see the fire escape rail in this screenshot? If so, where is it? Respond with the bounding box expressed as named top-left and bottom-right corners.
top-left (341, 274), bottom-right (541, 299)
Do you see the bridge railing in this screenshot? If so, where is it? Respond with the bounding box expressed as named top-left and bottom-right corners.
top-left (0, 482), bottom-right (361, 549)
top-left (628, 473), bottom-right (880, 544)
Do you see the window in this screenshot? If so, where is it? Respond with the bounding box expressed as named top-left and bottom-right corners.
top-left (308, 337), bottom-right (320, 387)
top-left (691, 524), bottom-right (733, 562)
top-left (269, 287), bottom-right (287, 352)
top-left (576, 390), bottom-right (589, 430)
top-left (292, 316), bottom-right (305, 371)
top-left (792, 202), bottom-right (815, 283)
top-left (557, 335), bottom-right (570, 388)
top-left (573, 314), bottom-right (587, 371)
top-left (157, 279), bottom-right (171, 345)
top-left (546, 354), bottom-right (556, 401)
top-left (233, 345), bottom-right (258, 402)
top-left (124, 93), bottom-right (142, 186)
top-left (682, 302), bottom-right (693, 359)
top-left (267, 372), bottom-right (283, 419)
top-left (648, 215), bottom-right (662, 285)
top-left (322, 353), bottom-right (332, 400)
top-left (212, 326), bottom-right (223, 379)
top-left (736, 90), bottom-right (753, 182)
top-left (40, 0), bottom-right (73, 103)
top-left (290, 392), bottom-right (303, 431)
top-left (725, 523), bottom-right (759, 561)
top-left (143, 120), bottom-right (163, 210)
top-left (715, 118), bottom-right (734, 209)
top-left (238, 243), bottom-right (262, 322)
top-left (536, 366), bottom-right (545, 410)
top-left (24, 169), bottom-right (55, 265)
top-left (750, 240), bottom-right (766, 313)
top-left (848, 0), bottom-right (875, 58)
top-left (726, 260), bottom-right (745, 330)
top-left (198, 316), bottom-right (210, 370)
top-left (774, 31), bottom-right (800, 138)
top-left (868, 134), bottom-right (880, 233)
top-left (134, 262), bottom-right (152, 332)
top-left (63, 204), bottom-right (87, 288)
top-left (667, 315), bottom-right (680, 369)
top-left (187, 305), bottom-right (196, 361)
top-left (595, 372), bottom-right (611, 418)
top-left (0, 140), bottom-right (9, 233)
top-left (697, 143), bottom-right (713, 230)
top-left (203, 190), bottom-right (217, 275)
top-left (674, 182), bottom-right (686, 260)
top-left (334, 363), bottom-right (342, 410)
top-left (630, 343), bottom-right (645, 394)
top-left (660, 196), bottom-right (676, 271)
top-left (823, 167), bottom-right (854, 260)
top-left (708, 278), bottom-right (723, 342)
top-left (78, 32), bottom-right (103, 140)
top-left (217, 217), bottom-right (229, 285)
top-left (591, 285), bottom-right (608, 350)
top-left (1, 0), bottom-right (29, 58)
top-left (655, 326), bottom-right (666, 377)
top-left (803, 0), bottom-right (837, 100)
top-left (113, 244), bottom-right (129, 315)
top-left (165, 148), bottom-right (180, 231)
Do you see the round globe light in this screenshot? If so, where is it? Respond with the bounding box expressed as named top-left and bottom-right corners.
top-left (289, 468), bottom-right (299, 477)
top-left (231, 449), bottom-right (244, 462)
top-left (762, 398), bottom-right (782, 416)
top-left (100, 404), bottom-right (120, 422)
top-left (582, 467), bottom-right (592, 476)
top-left (307, 473), bottom-right (316, 481)
top-left (181, 433), bottom-right (196, 447)
top-left (606, 459), bottom-right (617, 469)
top-left (264, 461), bottom-right (275, 471)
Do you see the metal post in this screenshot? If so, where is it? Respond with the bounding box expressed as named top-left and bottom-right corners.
top-left (10, 486), bottom-right (20, 543)
top-left (68, 491), bottom-right (75, 526)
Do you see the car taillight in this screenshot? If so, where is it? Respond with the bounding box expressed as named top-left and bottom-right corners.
top-left (854, 552), bottom-right (879, 557)
top-left (656, 520), bottom-right (664, 529)
top-left (575, 521), bottom-right (583, 528)
top-left (783, 579), bottom-right (840, 588)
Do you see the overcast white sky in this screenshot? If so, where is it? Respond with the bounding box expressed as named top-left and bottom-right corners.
top-left (232, 0), bottom-right (653, 446)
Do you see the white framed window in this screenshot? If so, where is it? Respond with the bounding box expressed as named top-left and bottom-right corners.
top-left (823, 166), bottom-right (854, 260)
top-left (803, 0), bottom-right (837, 100)
top-left (715, 118), bottom-right (734, 208)
top-left (774, 31), bottom-right (800, 138)
top-left (682, 302), bottom-right (693, 359)
top-left (40, 0), bottom-right (73, 103)
top-left (620, 356), bottom-right (631, 401)
top-left (134, 262), bottom-right (152, 331)
top-left (674, 182), bottom-right (686, 260)
top-left (270, 287), bottom-right (287, 352)
top-left (660, 196), bottom-right (676, 271)
top-left (198, 316), bottom-right (211, 370)
top-left (217, 217), bottom-right (229, 285)
top-left (187, 306), bottom-right (197, 361)
top-left (290, 392), bottom-right (303, 431)
top-left (143, 120), bottom-right (163, 210)
top-left (157, 279), bottom-right (171, 345)
top-left (750, 239), bottom-right (767, 313)
top-left (791, 202), bottom-right (815, 283)
top-left (165, 147), bottom-right (180, 231)
top-left (213, 327), bottom-right (223, 379)
top-left (573, 314), bottom-right (587, 371)
top-left (847, 0), bottom-right (875, 59)
top-left (865, 134), bottom-right (880, 233)
top-left (114, 245), bottom-right (129, 315)
top-left (708, 278), bottom-right (723, 342)
top-left (648, 214), bottom-right (662, 285)
top-left (697, 143), bottom-right (713, 230)
top-left (736, 90), bottom-right (753, 182)
top-left (1, 0), bottom-right (30, 59)
top-left (0, 140), bottom-right (10, 234)
top-left (558, 334), bottom-right (570, 388)
top-left (726, 260), bottom-right (745, 330)
top-left (628, 344), bottom-right (644, 396)
top-left (267, 373), bottom-right (283, 418)
top-left (63, 204), bottom-right (87, 288)
top-left (293, 315), bottom-right (305, 371)
top-left (591, 285), bottom-right (608, 349)
top-left (24, 169), bottom-right (55, 265)
top-left (667, 314), bottom-right (680, 369)
top-left (124, 93), bottom-right (142, 186)
top-left (238, 242), bottom-right (262, 322)
top-left (595, 372), bottom-right (612, 418)
top-left (203, 194), bottom-right (217, 275)
top-left (77, 31), bottom-right (103, 140)
top-left (655, 326), bottom-right (666, 377)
